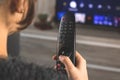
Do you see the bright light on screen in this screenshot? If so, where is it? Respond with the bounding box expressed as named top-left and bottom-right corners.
top-left (56, 0), bottom-right (120, 27)
top-left (70, 1), bottom-right (77, 8)
top-left (75, 13), bottom-right (86, 23)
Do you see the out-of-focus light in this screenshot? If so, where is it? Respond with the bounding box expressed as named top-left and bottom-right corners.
top-left (98, 4), bottom-right (102, 9)
top-left (99, 21), bottom-right (103, 25)
top-left (75, 13), bottom-right (86, 23)
top-left (88, 4), bottom-right (93, 9)
top-left (94, 16), bottom-right (99, 20)
top-left (104, 21), bottom-right (108, 25)
top-left (80, 3), bottom-right (84, 8)
top-left (57, 12), bottom-right (66, 20)
top-left (87, 16), bottom-right (92, 20)
top-left (63, 2), bottom-right (67, 6)
top-left (70, 1), bottom-right (77, 8)
top-left (116, 6), bottom-right (120, 11)
top-left (107, 5), bottom-right (111, 9)
top-left (94, 20), bottom-right (98, 24)
top-left (108, 22), bottom-right (112, 26)
top-left (114, 19), bottom-right (118, 23)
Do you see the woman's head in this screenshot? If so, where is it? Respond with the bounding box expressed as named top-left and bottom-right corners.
top-left (0, 0), bottom-right (35, 34)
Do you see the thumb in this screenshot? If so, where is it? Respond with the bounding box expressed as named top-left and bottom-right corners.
top-left (59, 55), bottom-right (75, 70)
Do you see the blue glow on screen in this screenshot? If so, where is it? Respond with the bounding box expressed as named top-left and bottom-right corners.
top-left (57, 12), bottom-right (66, 20)
top-left (94, 15), bottom-right (114, 26)
top-left (56, 0), bottom-right (120, 27)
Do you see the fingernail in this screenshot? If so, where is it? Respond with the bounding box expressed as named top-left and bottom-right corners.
top-left (59, 56), bottom-right (64, 61)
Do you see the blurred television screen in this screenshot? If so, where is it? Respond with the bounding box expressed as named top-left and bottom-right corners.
top-left (55, 0), bottom-right (120, 27)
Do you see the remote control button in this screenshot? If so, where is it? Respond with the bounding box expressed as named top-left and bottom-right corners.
top-left (69, 22), bottom-right (73, 24)
top-left (69, 25), bottom-right (72, 27)
top-left (64, 28), bottom-right (67, 30)
top-left (57, 63), bottom-right (61, 68)
top-left (69, 28), bottom-right (72, 30)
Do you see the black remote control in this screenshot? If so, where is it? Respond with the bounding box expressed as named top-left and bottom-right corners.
top-left (56, 12), bottom-right (76, 71)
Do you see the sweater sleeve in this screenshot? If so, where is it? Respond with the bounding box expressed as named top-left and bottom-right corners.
top-left (0, 58), bottom-right (68, 80)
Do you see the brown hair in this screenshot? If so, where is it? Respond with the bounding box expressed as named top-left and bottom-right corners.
top-left (10, 0), bottom-right (35, 31)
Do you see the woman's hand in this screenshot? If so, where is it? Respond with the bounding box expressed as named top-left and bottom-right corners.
top-left (53, 51), bottom-right (88, 80)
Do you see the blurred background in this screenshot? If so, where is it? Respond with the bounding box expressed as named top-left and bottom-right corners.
top-left (8, 0), bottom-right (120, 80)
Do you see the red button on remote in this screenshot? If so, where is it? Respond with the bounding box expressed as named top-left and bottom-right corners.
top-left (57, 64), bottom-right (61, 68)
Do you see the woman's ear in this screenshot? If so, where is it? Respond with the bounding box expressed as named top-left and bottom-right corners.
top-left (10, 0), bottom-right (25, 13)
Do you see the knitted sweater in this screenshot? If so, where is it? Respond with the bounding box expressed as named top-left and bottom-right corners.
top-left (0, 58), bottom-right (67, 80)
